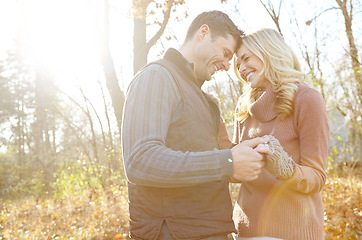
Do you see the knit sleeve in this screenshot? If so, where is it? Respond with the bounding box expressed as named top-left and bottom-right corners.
top-left (283, 87), bottom-right (330, 194)
top-left (121, 64), bottom-right (233, 188)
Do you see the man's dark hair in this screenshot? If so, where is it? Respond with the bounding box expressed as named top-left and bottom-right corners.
top-left (184, 10), bottom-right (244, 48)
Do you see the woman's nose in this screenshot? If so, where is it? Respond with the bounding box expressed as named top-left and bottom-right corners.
top-left (239, 63), bottom-right (246, 73)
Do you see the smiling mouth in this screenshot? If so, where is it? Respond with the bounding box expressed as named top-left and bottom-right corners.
top-left (213, 64), bottom-right (219, 72)
top-left (246, 71), bottom-right (255, 81)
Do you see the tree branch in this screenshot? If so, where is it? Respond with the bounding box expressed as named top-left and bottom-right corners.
top-left (145, 0), bottom-right (175, 53)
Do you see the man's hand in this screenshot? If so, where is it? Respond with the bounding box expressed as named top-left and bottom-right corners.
top-left (231, 137), bottom-right (271, 181)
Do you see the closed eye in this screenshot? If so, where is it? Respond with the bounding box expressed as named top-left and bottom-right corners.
top-left (240, 53), bottom-right (250, 62)
top-left (224, 49), bottom-right (233, 60)
top-left (237, 56), bottom-right (249, 71)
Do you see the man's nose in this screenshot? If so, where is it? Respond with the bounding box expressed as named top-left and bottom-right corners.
top-left (222, 60), bottom-right (230, 71)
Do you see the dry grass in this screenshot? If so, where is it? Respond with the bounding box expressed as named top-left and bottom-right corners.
top-left (0, 188), bottom-right (130, 240)
top-left (323, 175), bottom-right (362, 239)
top-left (1, 170), bottom-right (361, 240)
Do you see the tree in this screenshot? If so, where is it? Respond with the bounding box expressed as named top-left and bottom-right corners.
top-left (335, 0), bottom-right (362, 93)
top-left (132, 0), bottom-right (186, 74)
top-left (1, 48), bottom-right (34, 166)
top-left (259, 0), bottom-right (283, 34)
top-left (99, 0), bottom-right (125, 134)
top-left (305, 0), bottom-right (362, 161)
top-left (96, 0), bottom-right (186, 134)
top-left (334, 0), bottom-right (362, 160)
top-left (33, 68), bottom-right (59, 182)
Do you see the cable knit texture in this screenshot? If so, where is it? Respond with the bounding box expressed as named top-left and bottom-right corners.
top-left (233, 84), bottom-right (330, 240)
top-left (264, 135), bottom-right (295, 180)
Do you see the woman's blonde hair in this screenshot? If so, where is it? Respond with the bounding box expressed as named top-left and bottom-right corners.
top-left (234, 28), bottom-right (305, 122)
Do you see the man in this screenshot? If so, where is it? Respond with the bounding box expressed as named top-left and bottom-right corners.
top-left (122, 10), bottom-right (270, 240)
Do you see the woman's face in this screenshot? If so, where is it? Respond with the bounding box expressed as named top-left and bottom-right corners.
top-left (236, 44), bottom-right (271, 91)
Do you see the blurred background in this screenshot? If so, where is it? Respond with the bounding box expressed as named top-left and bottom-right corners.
top-left (0, 0), bottom-right (361, 239)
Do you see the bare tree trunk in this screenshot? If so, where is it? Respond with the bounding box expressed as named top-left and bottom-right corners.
top-left (133, 0), bottom-right (148, 74)
top-left (52, 127), bottom-right (56, 154)
top-left (335, 0), bottom-right (362, 161)
top-left (79, 88), bottom-right (99, 163)
top-left (97, 0), bottom-right (125, 135)
top-left (132, 0), bottom-right (175, 74)
top-left (56, 88), bottom-right (97, 166)
top-left (97, 79), bottom-right (119, 172)
top-left (101, 42), bottom-right (125, 134)
top-left (55, 107), bottom-right (92, 161)
top-left (34, 69), bottom-right (56, 189)
top-left (335, 0), bottom-right (362, 99)
top-left (34, 81), bottom-right (43, 167)
top-left (16, 89), bottom-right (25, 166)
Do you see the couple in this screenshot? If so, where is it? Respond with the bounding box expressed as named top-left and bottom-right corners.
top-left (121, 10), bottom-right (329, 240)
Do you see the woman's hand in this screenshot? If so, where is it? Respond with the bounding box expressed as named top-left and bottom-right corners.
top-left (262, 135), bottom-right (295, 180)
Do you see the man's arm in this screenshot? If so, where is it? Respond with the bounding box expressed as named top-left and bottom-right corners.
top-left (121, 65), bottom-right (233, 188)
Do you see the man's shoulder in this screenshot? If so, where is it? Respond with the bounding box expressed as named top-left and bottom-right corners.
top-left (137, 60), bottom-right (176, 78)
top-left (129, 61), bottom-right (179, 93)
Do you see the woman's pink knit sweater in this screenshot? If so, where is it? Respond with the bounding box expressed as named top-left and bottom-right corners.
top-left (233, 84), bottom-right (330, 240)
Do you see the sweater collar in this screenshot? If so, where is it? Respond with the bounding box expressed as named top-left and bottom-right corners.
top-left (250, 88), bottom-right (278, 122)
top-left (163, 48), bottom-right (204, 88)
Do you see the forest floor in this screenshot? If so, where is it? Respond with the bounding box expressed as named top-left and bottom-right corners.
top-left (0, 169), bottom-right (361, 240)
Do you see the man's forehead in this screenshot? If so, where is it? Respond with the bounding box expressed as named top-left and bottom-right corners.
top-left (235, 48), bottom-right (247, 65)
top-left (214, 34), bottom-right (238, 52)
top-left (236, 45), bottom-right (249, 58)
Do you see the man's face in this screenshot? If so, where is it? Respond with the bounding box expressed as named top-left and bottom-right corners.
top-left (194, 30), bottom-right (237, 81)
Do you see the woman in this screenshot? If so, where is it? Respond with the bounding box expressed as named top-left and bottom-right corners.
top-left (232, 28), bottom-right (329, 240)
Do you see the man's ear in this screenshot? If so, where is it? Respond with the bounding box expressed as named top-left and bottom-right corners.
top-left (198, 24), bottom-right (210, 40)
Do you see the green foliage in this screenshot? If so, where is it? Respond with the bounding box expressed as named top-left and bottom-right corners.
top-left (53, 160), bottom-right (126, 200)
top-left (0, 155), bottom-right (126, 201)
top-left (53, 161), bottom-right (96, 199)
top-left (327, 136), bottom-right (361, 178)
top-left (0, 162), bottom-right (47, 201)
top-left (0, 158), bottom-right (129, 239)
top-left (0, 142), bottom-right (360, 239)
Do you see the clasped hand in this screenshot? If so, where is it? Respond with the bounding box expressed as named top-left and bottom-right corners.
top-left (231, 137), bottom-right (271, 182)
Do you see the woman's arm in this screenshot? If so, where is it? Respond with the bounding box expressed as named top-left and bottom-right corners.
top-left (283, 87), bottom-right (330, 194)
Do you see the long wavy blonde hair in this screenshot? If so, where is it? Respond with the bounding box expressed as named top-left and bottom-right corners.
top-left (234, 28), bottom-right (305, 122)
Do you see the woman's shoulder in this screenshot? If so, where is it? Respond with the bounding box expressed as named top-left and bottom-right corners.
top-left (294, 83), bottom-right (325, 107)
top-left (295, 83), bottom-right (323, 100)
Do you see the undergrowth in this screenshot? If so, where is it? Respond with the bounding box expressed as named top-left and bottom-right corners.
top-left (0, 159), bottom-right (361, 239)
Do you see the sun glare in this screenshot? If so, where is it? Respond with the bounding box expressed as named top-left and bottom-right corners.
top-left (24, 0), bottom-right (100, 76)
top-left (16, 0), bottom-right (110, 111)
top-left (1, 0), bottom-right (135, 118)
